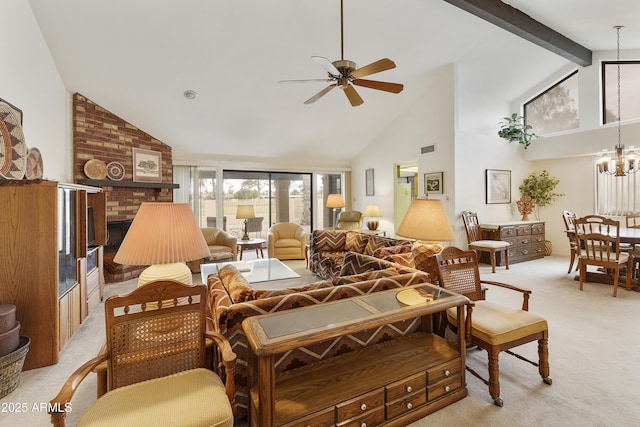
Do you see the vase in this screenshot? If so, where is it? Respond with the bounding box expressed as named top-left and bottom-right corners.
top-left (521, 213), bottom-right (530, 221)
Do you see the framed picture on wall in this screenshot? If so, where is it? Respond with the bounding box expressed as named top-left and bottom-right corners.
top-left (366, 168), bottom-right (375, 196)
top-left (486, 169), bottom-right (511, 204)
top-left (424, 172), bottom-right (443, 195)
top-left (133, 148), bottom-right (162, 183)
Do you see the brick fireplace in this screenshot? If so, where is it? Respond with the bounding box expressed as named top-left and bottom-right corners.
top-left (73, 93), bottom-right (174, 283)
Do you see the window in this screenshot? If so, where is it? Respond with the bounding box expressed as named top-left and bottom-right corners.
top-left (602, 61), bottom-right (640, 124)
top-left (596, 169), bottom-right (640, 215)
top-left (524, 71), bottom-right (579, 135)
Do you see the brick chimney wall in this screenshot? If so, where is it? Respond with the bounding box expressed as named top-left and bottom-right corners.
top-left (72, 93), bottom-right (173, 220)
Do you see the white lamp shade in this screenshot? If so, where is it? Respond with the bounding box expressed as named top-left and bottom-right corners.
top-left (363, 204), bottom-right (382, 217)
top-left (236, 204), bottom-right (255, 219)
top-left (326, 194), bottom-right (345, 209)
top-left (396, 198), bottom-right (455, 241)
top-left (113, 202), bottom-right (210, 265)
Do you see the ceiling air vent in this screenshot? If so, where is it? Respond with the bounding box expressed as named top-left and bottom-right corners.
top-left (421, 144), bottom-right (436, 154)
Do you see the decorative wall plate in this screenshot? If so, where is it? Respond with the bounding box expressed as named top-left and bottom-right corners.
top-left (84, 159), bottom-right (107, 180)
top-left (106, 161), bottom-right (125, 181)
top-left (24, 147), bottom-right (43, 180)
top-left (0, 102), bottom-right (27, 180)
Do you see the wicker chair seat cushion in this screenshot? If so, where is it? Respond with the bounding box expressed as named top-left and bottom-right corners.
top-left (446, 300), bottom-right (548, 346)
top-left (77, 368), bottom-right (233, 427)
top-left (469, 240), bottom-right (511, 250)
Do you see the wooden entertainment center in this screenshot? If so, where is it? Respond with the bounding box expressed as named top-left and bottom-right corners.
top-left (0, 180), bottom-right (105, 370)
top-left (242, 284), bottom-right (469, 426)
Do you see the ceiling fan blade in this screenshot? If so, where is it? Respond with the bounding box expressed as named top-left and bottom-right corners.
top-left (350, 58), bottom-right (396, 79)
top-left (312, 56), bottom-right (341, 76)
top-left (343, 85), bottom-right (364, 107)
top-left (353, 79), bottom-right (404, 94)
top-left (304, 84), bottom-right (337, 104)
top-left (279, 78), bottom-right (334, 84)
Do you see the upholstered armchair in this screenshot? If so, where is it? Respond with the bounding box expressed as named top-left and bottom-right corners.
top-left (336, 211), bottom-right (363, 230)
top-left (268, 222), bottom-right (307, 260)
top-left (187, 227), bottom-right (237, 273)
top-left (201, 227), bottom-right (238, 260)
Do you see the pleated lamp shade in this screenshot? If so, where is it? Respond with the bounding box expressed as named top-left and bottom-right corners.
top-left (396, 198), bottom-right (455, 241)
top-left (113, 203), bottom-right (210, 285)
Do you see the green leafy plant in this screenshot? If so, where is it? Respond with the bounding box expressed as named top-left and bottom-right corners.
top-left (498, 113), bottom-right (539, 149)
top-left (518, 170), bottom-right (564, 219)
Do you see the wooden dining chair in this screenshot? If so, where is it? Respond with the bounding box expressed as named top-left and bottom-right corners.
top-left (461, 211), bottom-right (511, 273)
top-left (432, 246), bottom-right (551, 407)
top-left (573, 215), bottom-right (632, 297)
top-left (625, 213), bottom-right (640, 279)
top-left (561, 210), bottom-right (580, 274)
top-left (49, 280), bottom-right (236, 427)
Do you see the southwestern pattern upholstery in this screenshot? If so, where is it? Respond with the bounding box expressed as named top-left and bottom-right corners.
top-left (309, 229), bottom-right (412, 280)
top-left (207, 269), bottom-right (432, 419)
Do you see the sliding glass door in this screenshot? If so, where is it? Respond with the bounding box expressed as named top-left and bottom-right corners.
top-left (222, 171), bottom-right (312, 239)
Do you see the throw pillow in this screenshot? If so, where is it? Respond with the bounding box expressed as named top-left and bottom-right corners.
top-left (411, 241), bottom-right (444, 270)
top-left (339, 251), bottom-right (394, 276)
top-left (333, 267), bottom-right (398, 285)
top-left (253, 281), bottom-right (333, 299)
top-left (217, 265), bottom-right (255, 303)
top-left (345, 231), bottom-right (369, 253)
top-left (364, 235), bottom-right (403, 256)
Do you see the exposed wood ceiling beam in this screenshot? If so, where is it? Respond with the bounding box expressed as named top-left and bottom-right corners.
top-left (444, 0), bottom-right (592, 66)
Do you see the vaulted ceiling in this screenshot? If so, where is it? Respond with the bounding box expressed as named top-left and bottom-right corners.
top-left (28, 0), bottom-right (640, 168)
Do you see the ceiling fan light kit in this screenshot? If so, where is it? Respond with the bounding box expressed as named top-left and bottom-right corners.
top-left (281, 0), bottom-right (403, 107)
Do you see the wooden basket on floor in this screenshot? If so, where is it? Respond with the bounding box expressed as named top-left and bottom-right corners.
top-left (0, 336), bottom-right (30, 398)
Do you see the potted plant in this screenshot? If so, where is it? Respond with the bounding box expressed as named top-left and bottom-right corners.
top-left (518, 170), bottom-right (564, 220)
top-left (498, 113), bottom-right (539, 149)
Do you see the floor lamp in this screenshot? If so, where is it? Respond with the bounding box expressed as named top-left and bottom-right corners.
top-left (113, 202), bottom-right (210, 286)
top-left (326, 194), bottom-right (345, 228)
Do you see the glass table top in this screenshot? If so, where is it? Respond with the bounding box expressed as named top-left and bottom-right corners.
top-left (255, 284), bottom-right (459, 340)
top-left (200, 258), bottom-right (301, 284)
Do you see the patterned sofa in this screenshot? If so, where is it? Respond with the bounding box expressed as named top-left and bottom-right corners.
top-left (308, 229), bottom-right (414, 280)
top-left (206, 252), bottom-right (432, 419)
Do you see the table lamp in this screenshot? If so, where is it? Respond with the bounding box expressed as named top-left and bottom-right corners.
top-left (236, 204), bottom-right (255, 241)
top-left (113, 202), bottom-right (210, 286)
top-left (363, 204), bottom-right (382, 230)
top-left (326, 193), bottom-right (345, 228)
top-left (396, 198), bottom-right (455, 242)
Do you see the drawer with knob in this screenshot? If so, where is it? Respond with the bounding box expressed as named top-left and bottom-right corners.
top-left (336, 407), bottom-right (384, 427)
top-left (426, 359), bottom-right (460, 384)
top-left (427, 374), bottom-right (461, 401)
top-left (385, 391), bottom-right (427, 420)
top-left (385, 372), bottom-right (426, 402)
top-left (281, 407), bottom-right (334, 427)
top-left (336, 389), bottom-right (384, 425)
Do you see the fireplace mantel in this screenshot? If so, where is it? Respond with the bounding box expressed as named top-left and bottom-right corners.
top-left (77, 179), bottom-right (179, 189)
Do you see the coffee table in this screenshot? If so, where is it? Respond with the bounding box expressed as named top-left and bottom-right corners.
top-left (237, 238), bottom-right (266, 260)
top-left (200, 258), bottom-right (300, 285)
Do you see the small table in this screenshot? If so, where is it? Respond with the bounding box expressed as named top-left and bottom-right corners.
top-left (237, 238), bottom-right (266, 260)
top-left (200, 258), bottom-right (300, 285)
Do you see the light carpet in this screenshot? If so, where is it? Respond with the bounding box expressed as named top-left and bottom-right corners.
top-left (1, 255), bottom-right (639, 427)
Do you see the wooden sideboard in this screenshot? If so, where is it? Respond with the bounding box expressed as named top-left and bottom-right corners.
top-left (480, 220), bottom-right (545, 266)
top-left (242, 284), bottom-right (469, 426)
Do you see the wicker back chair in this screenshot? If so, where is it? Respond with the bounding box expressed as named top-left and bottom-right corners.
top-left (433, 246), bottom-right (551, 406)
top-left (49, 280), bottom-right (236, 427)
top-left (461, 211), bottom-right (510, 273)
top-left (573, 215), bottom-right (632, 297)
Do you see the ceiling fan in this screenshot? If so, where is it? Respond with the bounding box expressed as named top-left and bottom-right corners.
top-left (279, 0), bottom-right (403, 107)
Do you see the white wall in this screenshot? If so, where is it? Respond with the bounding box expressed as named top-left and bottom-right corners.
top-left (2, 2), bottom-right (69, 182)
top-left (351, 64), bottom-right (455, 240)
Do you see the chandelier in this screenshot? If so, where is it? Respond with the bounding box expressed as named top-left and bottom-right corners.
top-left (596, 26), bottom-right (638, 176)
